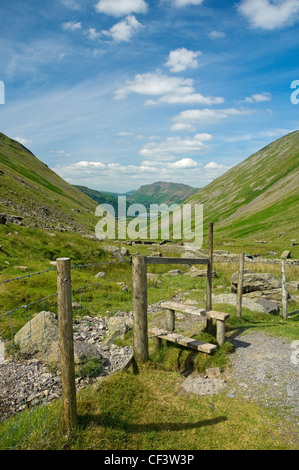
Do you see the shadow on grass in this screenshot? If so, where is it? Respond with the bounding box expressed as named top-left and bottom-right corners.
top-left (77, 412), bottom-right (227, 433)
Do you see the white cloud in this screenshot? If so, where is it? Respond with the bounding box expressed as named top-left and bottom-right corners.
top-left (171, 108), bottom-right (255, 130)
top-left (173, 0), bottom-right (204, 6)
top-left (165, 48), bottom-right (201, 73)
top-left (139, 134), bottom-right (212, 159)
top-left (208, 30), bottom-right (226, 39)
top-left (205, 161), bottom-right (224, 169)
top-left (238, 0), bottom-right (299, 30)
top-left (114, 71), bottom-right (224, 105)
top-left (14, 136), bottom-right (32, 145)
top-left (74, 161), bottom-right (106, 168)
top-left (243, 92), bottom-right (272, 103)
top-left (102, 15), bottom-right (143, 42)
top-left (95, 0), bottom-right (148, 17)
top-left (60, 0), bottom-right (81, 10)
top-left (85, 28), bottom-right (101, 40)
top-left (168, 158), bottom-right (198, 168)
top-left (62, 21), bottom-right (82, 31)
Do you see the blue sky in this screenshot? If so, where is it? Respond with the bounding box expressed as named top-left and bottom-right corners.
top-left (0, 0), bottom-right (298, 193)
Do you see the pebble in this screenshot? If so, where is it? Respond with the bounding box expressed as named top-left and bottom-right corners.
top-left (0, 313), bottom-right (133, 421)
top-left (223, 332), bottom-right (299, 429)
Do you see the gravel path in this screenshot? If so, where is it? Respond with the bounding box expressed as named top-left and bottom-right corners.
top-left (223, 332), bottom-right (299, 435)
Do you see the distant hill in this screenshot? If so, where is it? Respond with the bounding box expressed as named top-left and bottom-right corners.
top-left (0, 132), bottom-right (98, 233)
top-left (127, 181), bottom-right (198, 208)
top-left (186, 130), bottom-right (299, 244)
top-left (73, 185), bottom-right (119, 212)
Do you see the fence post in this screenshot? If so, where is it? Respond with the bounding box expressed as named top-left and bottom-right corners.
top-left (132, 255), bottom-right (149, 363)
top-left (236, 253), bottom-right (244, 318)
top-left (281, 260), bottom-right (288, 319)
top-left (206, 222), bottom-right (214, 332)
top-left (56, 257), bottom-right (77, 430)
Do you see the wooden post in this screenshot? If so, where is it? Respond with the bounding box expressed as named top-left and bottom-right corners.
top-left (281, 260), bottom-right (288, 319)
top-left (166, 308), bottom-right (175, 332)
top-left (206, 222), bottom-right (213, 332)
top-left (132, 255), bottom-right (149, 363)
top-left (236, 253), bottom-right (244, 318)
top-left (56, 258), bottom-right (77, 430)
top-left (216, 320), bottom-right (226, 346)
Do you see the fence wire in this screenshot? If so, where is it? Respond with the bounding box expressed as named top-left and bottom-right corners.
top-left (0, 260), bottom-right (132, 450)
top-left (0, 255), bottom-right (298, 449)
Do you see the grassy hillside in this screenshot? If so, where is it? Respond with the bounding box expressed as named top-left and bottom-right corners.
top-left (0, 133), bottom-right (98, 234)
top-left (73, 185), bottom-right (119, 211)
top-left (187, 130), bottom-right (299, 250)
top-left (127, 181), bottom-right (198, 208)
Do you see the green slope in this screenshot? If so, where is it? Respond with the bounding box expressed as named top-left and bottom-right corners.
top-left (187, 130), bottom-right (299, 245)
top-left (0, 132), bottom-right (98, 233)
top-left (73, 185), bottom-right (119, 211)
top-left (127, 181), bottom-right (198, 208)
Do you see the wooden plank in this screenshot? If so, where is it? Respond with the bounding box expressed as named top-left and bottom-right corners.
top-left (160, 301), bottom-right (207, 317)
top-left (149, 328), bottom-right (217, 354)
top-left (206, 311), bottom-right (230, 321)
top-left (146, 256), bottom-right (209, 265)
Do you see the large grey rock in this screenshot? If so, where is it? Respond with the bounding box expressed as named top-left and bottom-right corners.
top-left (212, 293), bottom-right (280, 314)
top-left (102, 245), bottom-right (125, 261)
top-left (102, 315), bottom-right (133, 346)
top-left (14, 311), bottom-right (59, 357)
top-left (231, 271), bottom-right (281, 294)
top-left (47, 340), bottom-right (101, 366)
top-left (188, 266), bottom-right (217, 278)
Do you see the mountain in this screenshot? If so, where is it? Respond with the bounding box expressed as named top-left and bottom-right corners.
top-left (126, 181), bottom-right (198, 208)
top-left (0, 133), bottom-right (98, 234)
top-left (73, 185), bottom-right (119, 211)
top-left (187, 130), bottom-right (299, 244)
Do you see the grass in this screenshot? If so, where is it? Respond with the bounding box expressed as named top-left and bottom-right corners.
top-left (0, 365), bottom-right (297, 450)
top-left (0, 225), bottom-right (298, 450)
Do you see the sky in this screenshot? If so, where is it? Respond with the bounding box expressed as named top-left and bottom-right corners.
top-left (0, 0), bottom-right (299, 193)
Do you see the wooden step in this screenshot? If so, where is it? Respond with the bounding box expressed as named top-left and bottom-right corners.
top-left (160, 301), bottom-right (230, 321)
top-left (150, 328), bottom-right (217, 354)
top-left (160, 301), bottom-right (207, 317)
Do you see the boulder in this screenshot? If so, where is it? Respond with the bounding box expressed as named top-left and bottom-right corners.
top-left (102, 245), bottom-right (125, 261)
top-left (167, 269), bottom-right (184, 275)
top-left (94, 271), bottom-right (106, 278)
top-left (281, 250), bottom-right (291, 259)
top-left (47, 340), bottom-right (101, 366)
top-left (231, 271), bottom-right (281, 294)
top-left (212, 293), bottom-right (280, 314)
top-left (102, 315), bottom-right (133, 346)
top-left (14, 311), bottom-right (59, 357)
top-left (188, 266), bottom-right (217, 278)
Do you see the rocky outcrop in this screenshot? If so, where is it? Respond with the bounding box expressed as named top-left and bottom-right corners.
top-left (231, 271), bottom-right (281, 294)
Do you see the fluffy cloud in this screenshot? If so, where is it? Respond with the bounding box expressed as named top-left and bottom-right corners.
top-left (85, 28), bottom-right (101, 40)
top-left (208, 30), bottom-right (226, 39)
top-left (243, 92), bottom-right (272, 103)
top-left (95, 0), bottom-right (148, 17)
top-left (173, 0), bottom-right (204, 6)
top-left (62, 21), bottom-right (82, 31)
top-left (238, 0), bottom-right (299, 30)
top-left (102, 15), bottom-right (143, 42)
top-left (139, 134), bottom-right (213, 159)
top-left (171, 108), bottom-right (254, 130)
top-left (114, 71), bottom-right (224, 105)
top-left (165, 48), bottom-right (201, 73)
